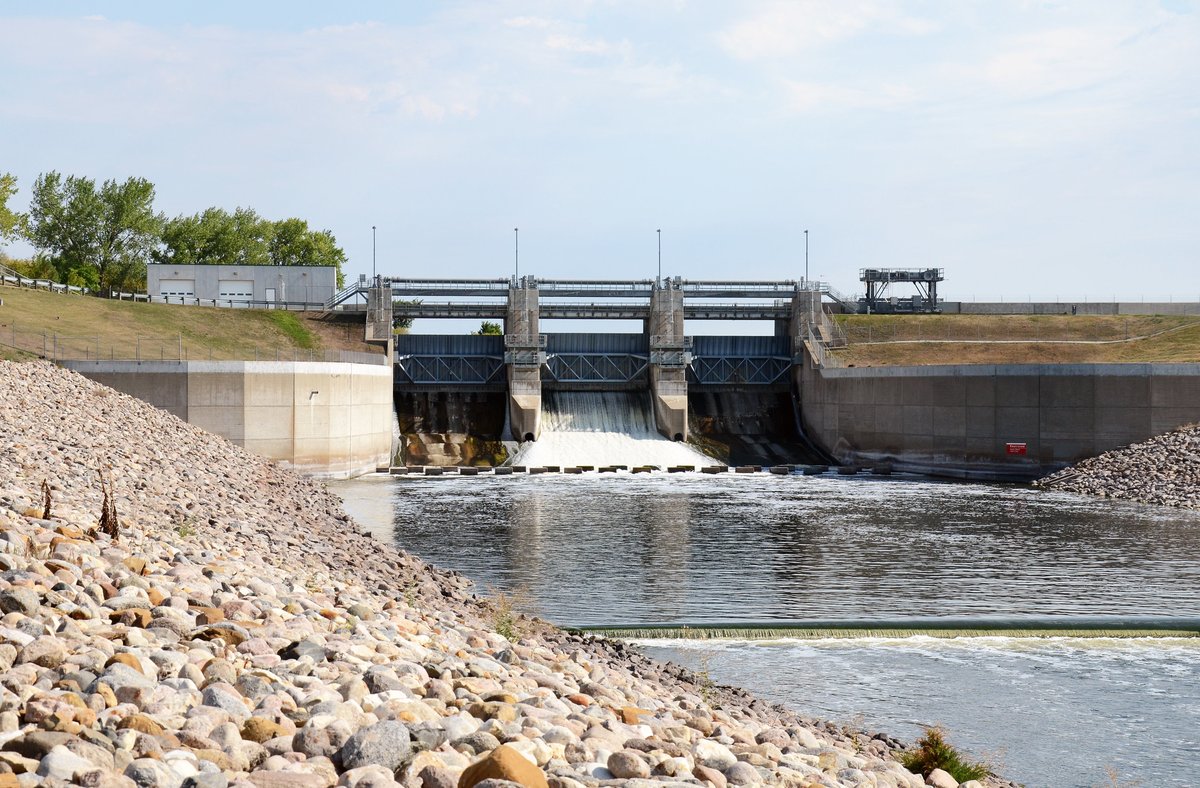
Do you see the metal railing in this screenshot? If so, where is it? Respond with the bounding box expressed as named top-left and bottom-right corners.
top-left (504, 333), bottom-right (547, 348)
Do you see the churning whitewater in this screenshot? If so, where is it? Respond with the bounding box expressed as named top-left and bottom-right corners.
top-left (510, 391), bottom-right (714, 468)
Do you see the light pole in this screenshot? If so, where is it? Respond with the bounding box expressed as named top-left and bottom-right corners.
top-left (804, 229), bottom-right (809, 287)
top-left (372, 225), bottom-right (376, 280)
top-left (657, 229), bottom-right (661, 283)
top-left (514, 228), bottom-right (519, 282)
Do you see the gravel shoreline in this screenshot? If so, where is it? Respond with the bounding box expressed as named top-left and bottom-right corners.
top-left (1036, 423), bottom-right (1200, 509)
top-left (0, 361), bottom-right (1004, 787)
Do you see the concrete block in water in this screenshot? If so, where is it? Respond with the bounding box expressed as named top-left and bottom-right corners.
top-left (459, 467), bottom-right (479, 476)
top-left (423, 467), bottom-right (443, 476)
top-left (565, 467), bottom-right (583, 474)
top-left (769, 465), bottom-right (792, 475)
top-left (701, 466), bottom-right (728, 474)
top-left (735, 465), bottom-right (761, 473)
top-left (836, 465), bottom-right (860, 475)
top-left (494, 467), bottom-right (514, 476)
top-left (668, 465), bottom-right (695, 473)
top-left (390, 467), bottom-right (411, 475)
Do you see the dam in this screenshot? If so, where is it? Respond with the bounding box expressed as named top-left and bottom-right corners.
top-left (51, 274), bottom-right (1200, 479)
top-left (332, 274), bottom-right (1200, 480)
top-left (336, 275), bottom-right (836, 469)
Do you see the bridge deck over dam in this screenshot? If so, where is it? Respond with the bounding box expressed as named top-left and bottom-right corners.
top-left (349, 275), bottom-right (830, 443)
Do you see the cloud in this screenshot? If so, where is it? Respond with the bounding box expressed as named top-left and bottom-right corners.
top-left (785, 79), bottom-right (917, 112)
top-left (544, 33), bottom-right (616, 55)
top-left (718, 0), bottom-right (936, 59)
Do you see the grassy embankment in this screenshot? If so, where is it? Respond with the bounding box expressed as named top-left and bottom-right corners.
top-left (0, 285), bottom-right (381, 362)
top-left (832, 314), bottom-right (1200, 366)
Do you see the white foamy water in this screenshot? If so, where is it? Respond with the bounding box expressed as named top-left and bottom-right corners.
top-left (510, 391), bottom-right (715, 468)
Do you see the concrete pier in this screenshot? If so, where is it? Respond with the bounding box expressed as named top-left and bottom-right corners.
top-left (648, 282), bottom-right (689, 441)
top-left (505, 283), bottom-right (543, 441)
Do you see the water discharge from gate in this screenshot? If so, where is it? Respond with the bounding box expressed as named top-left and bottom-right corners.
top-left (510, 391), bottom-right (714, 468)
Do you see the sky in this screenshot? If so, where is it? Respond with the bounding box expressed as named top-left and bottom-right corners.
top-left (2, 0), bottom-right (1198, 304)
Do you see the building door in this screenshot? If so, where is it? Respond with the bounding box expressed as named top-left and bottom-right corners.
top-left (218, 280), bottom-right (255, 307)
top-left (158, 279), bottom-right (195, 304)
top-left (265, 288), bottom-right (276, 308)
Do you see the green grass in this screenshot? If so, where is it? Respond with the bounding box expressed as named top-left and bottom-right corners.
top-left (0, 285), bottom-right (379, 360)
top-left (264, 310), bottom-right (316, 350)
top-left (901, 727), bottom-right (990, 783)
top-left (831, 314), bottom-right (1200, 366)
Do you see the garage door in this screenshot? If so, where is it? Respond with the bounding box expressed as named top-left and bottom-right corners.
top-left (218, 280), bottom-right (254, 306)
top-left (158, 279), bottom-right (195, 303)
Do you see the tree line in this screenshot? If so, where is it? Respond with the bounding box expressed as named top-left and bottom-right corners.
top-left (0, 171), bottom-right (346, 293)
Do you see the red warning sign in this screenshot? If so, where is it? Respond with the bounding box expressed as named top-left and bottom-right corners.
top-left (1005, 442), bottom-right (1028, 455)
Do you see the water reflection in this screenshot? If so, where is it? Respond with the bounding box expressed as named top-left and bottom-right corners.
top-left (329, 473), bottom-right (1200, 626)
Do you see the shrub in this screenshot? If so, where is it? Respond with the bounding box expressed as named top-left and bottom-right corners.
top-left (901, 726), bottom-right (990, 783)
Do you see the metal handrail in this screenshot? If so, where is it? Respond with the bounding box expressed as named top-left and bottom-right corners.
top-left (504, 333), bottom-right (547, 348)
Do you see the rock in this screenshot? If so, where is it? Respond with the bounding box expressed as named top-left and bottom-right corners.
top-left (926, 769), bottom-right (959, 788)
top-left (118, 713), bottom-right (164, 736)
top-left (606, 751), bottom-right (650, 779)
top-left (200, 683), bottom-right (250, 720)
top-left (453, 731), bottom-right (502, 756)
top-left (338, 764), bottom-right (402, 787)
top-left (0, 587), bottom-right (39, 615)
top-left (247, 773), bottom-right (328, 788)
top-left (242, 717), bottom-right (289, 744)
top-left (693, 765), bottom-right (727, 788)
top-left (19, 635), bottom-right (67, 668)
top-left (723, 761), bottom-right (762, 785)
top-left (278, 640), bottom-right (325, 662)
top-left (7, 730), bottom-right (78, 759)
top-left (417, 765), bottom-right (457, 788)
top-left (125, 757), bottom-right (187, 787)
top-left (337, 720), bottom-right (411, 772)
top-left (694, 740), bottom-right (737, 771)
top-left (458, 745), bottom-right (548, 788)
top-left (38, 745), bottom-right (100, 783)
top-left (183, 775), bottom-right (230, 788)
top-left (293, 719), bottom-right (352, 759)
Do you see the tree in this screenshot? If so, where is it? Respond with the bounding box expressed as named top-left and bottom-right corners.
top-left (0, 173), bottom-right (27, 245)
top-left (269, 218), bottom-right (347, 287)
top-left (474, 320), bottom-right (503, 335)
top-left (25, 172), bottom-right (161, 291)
top-left (158, 211), bottom-right (346, 288)
top-left (157, 207), bottom-right (272, 267)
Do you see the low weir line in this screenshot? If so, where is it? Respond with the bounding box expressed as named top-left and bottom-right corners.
top-left (571, 616), bottom-right (1200, 639)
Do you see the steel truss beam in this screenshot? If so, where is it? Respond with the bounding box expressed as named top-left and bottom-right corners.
top-left (395, 354), bottom-right (504, 385)
top-left (544, 353), bottom-right (648, 384)
top-left (689, 356), bottom-right (792, 385)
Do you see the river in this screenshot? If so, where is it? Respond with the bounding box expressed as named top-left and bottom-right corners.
top-left (327, 472), bottom-right (1200, 787)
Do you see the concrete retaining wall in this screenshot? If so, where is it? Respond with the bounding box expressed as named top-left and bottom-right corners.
top-left (798, 359), bottom-right (1200, 480)
top-left (63, 360), bottom-right (393, 478)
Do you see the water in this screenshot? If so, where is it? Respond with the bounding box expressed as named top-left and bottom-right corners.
top-left (328, 472), bottom-right (1200, 786)
top-left (510, 391), bottom-right (713, 468)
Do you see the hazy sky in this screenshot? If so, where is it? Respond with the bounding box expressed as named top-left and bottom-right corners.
top-left (2, 1), bottom-right (1198, 302)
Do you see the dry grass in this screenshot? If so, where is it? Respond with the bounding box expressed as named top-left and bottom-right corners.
top-left (833, 314), bottom-right (1200, 366)
top-left (0, 285), bottom-right (380, 361)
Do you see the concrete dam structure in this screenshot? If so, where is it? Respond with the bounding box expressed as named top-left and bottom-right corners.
top-left (364, 275), bottom-right (833, 468)
top-left (334, 275), bottom-right (1200, 480)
